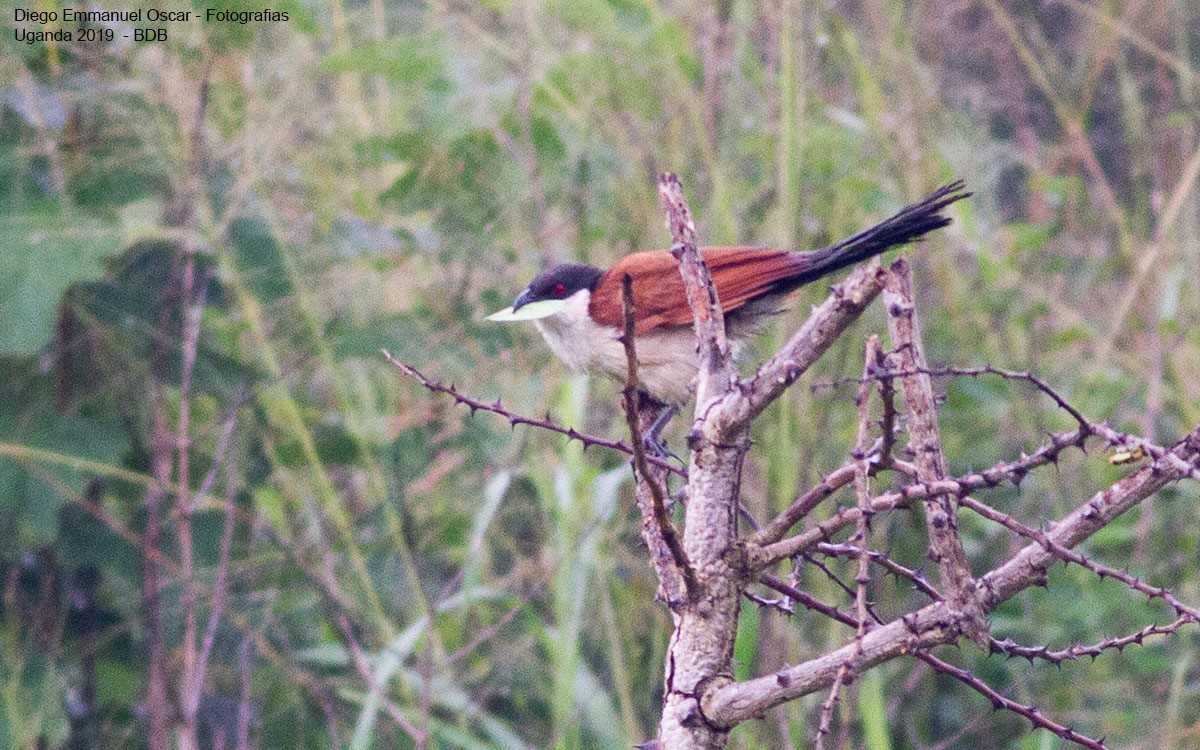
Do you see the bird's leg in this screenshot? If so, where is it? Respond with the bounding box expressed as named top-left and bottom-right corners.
top-left (641, 398), bottom-right (680, 462)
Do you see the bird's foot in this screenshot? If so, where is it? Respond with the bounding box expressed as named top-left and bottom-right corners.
top-left (640, 403), bottom-right (682, 464)
top-left (642, 432), bottom-right (683, 464)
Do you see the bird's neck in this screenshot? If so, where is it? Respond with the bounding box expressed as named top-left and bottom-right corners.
top-left (531, 290), bottom-right (603, 373)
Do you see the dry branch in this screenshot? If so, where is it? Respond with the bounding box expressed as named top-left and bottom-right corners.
top-left (620, 273), bottom-right (696, 603)
top-left (884, 258), bottom-right (988, 647)
top-left (704, 263), bottom-right (888, 443)
top-left (704, 423), bottom-right (1200, 726)
top-left (654, 174), bottom-right (749, 749)
top-left (381, 351), bottom-right (685, 477)
top-left (658, 172), bottom-right (736, 407)
top-left (815, 336), bottom-right (881, 749)
top-left (751, 428), bottom-right (1088, 567)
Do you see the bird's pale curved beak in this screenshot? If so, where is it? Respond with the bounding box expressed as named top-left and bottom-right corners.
top-left (486, 289), bottom-right (569, 322)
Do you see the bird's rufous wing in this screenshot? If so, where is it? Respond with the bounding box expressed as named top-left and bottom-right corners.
top-left (588, 248), bottom-right (805, 334)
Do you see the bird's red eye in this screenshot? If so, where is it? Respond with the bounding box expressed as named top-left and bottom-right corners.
top-left (552, 283), bottom-right (566, 296)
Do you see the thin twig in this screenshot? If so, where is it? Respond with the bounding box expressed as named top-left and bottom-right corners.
top-left (917, 652), bottom-right (1107, 749)
top-left (814, 364), bottom-right (1093, 432)
top-left (874, 348), bottom-right (898, 466)
top-left (990, 618), bottom-right (1191, 663)
top-left (620, 273), bottom-right (696, 600)
top-left (759, 573), bottom-right (863, 630)
top-left (381, 350), bottom-right (685, 477)
top-left (814, 382), bottom-right (873, 747)
top-left (815, 543), bottom-right (942, 602)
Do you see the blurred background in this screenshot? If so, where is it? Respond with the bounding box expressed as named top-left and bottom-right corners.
top-left (2, 0), bottom-right (1200, 747)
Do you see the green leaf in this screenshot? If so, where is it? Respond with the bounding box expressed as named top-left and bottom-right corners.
top-left (0, 360), bottom-right (127, 548)
top-left (0, 209), bottom-right (118, 354)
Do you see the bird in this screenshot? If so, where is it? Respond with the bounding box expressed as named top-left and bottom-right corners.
top-left (488, 181), bottom-right (968, 407)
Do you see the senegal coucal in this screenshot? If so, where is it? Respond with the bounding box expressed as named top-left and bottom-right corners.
top-left (489, 181), bottom-right (968, 405)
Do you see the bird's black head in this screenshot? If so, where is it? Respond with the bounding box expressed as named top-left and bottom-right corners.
top-left (512, 263), bottom-right (604, 311)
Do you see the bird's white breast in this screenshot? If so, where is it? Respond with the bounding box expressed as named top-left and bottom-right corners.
top-left (531, 290), bottom-right (701, 404)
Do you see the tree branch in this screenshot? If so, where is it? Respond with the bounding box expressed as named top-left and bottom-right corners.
top-left (657, 172), bottom-right (735, 408)
top-left (884, 258), bottom-right (988, 648)
top-left (751, 428), bottom-right (1088, 568)
top-left (381, 350), bottom-right (685, 477)
top-left (620, 273), bottom-right (696, 602)
top-left (704, 424), bottom-right (1200, 726)
top-left (815, 336), bottom-right (880, 749)
top-left (916, 652), bottom-right (1106, 749)
top-left (655, 173), bottom-right (750, 748)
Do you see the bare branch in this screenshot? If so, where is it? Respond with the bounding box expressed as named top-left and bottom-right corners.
top-left (814, 364), bottom-right (1092, 431)
top-left (874, 347), bottom-right (899, 467)
top-left (381, 350), bottom-right (686, 477)
top-left (620, 273), bottom-right (696, 601)
top-left (655, 173), bottom-right (751, 748)
top-left (884, 258), bottom-right (988, 648)
top-left (916, 652), bottom-right (1107, 749)
top-left (752, 428), bottom-right (1088, 568)
top-left (705, 425), bottom-right (1200, 726)
top-left (815, 543), bottom-right (942, 602)
top-left (816, 337), bottom-right (880, 749)
top-left (990, 618), bottom-right (1191, 664)
top-left (706, 263), bottom-right (888, 441)
top-left (759, 573), bottom-right (862, 629)
top-left (962, 493), bottom-right (1200, 621)
top-left (755, 464), bottom-right (859, 546)
top-left (657, 172), bottom-right (735, 408)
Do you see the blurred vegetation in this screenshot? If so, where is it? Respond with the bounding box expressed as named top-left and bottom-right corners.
top-left (2, 0), bottom-right (1200, 747)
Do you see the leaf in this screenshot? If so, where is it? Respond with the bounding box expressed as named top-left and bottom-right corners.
top-left (0, 209), bottom-right (118, 354)
top-left (0, 360), bottom-right (127, 549)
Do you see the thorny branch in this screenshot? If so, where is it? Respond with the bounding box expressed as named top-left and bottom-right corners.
top-left (814, 363), bottom-right (1092, 430)
top-left (381, 350), bottom-right (685, 477)
top-left (989, 618), bottom-right (1190, 663)
top-left (751, 428), bottom-right (1089, 567)
top-left (620, 273), bottom-right (696, 601)
top-left (916, 652), bottom-right (1106, 750)
top-left (815, 337), bottom-right (879, 750)
top-left (884, 258), bottom-right (988, 648)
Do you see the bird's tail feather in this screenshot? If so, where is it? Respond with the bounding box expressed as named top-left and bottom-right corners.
top-left (790, 180), bottom-right (970, 287)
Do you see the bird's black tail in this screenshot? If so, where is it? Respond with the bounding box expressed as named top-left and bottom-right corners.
top-left (788, 180), bottom-right (970, 288)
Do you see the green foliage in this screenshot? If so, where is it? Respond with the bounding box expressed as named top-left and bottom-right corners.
top-left (0, 209), bottom-right (117, 354)
top-left (2, 0), bottom-right (1200, 748)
